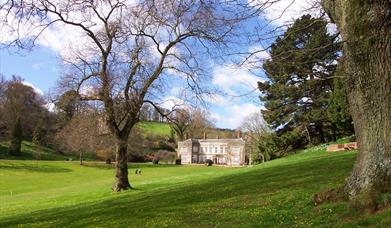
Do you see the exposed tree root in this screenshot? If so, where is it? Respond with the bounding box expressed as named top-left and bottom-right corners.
top-left (112, 181), bottom-right (134, 192)
top-left (314, 186), bottom-right (391, 213)
top-left (313, 186), bottom-right (346, 206)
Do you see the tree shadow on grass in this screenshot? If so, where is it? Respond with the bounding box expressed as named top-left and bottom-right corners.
top-left (83, 162), bottom-right (179, 170)
top-left (0, 162), bottom-right (72, 173)
top-left (2, 152), bottom-right (388, 227)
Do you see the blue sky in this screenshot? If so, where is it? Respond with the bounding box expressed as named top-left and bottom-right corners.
top-left (0, 47), bottom-right (59, 94)
top-left (0, 45), bottom-right (264, 129)
top-left (0, 0), bottom-right (316, 129)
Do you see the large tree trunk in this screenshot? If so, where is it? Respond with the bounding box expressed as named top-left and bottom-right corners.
top-left (322, 0), bottom-right (391, 210)
top-left (112, 137), bottom-right (133, 192)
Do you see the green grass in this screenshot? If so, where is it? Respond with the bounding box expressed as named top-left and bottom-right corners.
top-left (0, 141), bottom-right (96, 161)
top-left (0, 141), bottom-right (75, 160)
top-left (137, 121), bottom-right (172, 137)
top-left (0, 145), bottom-right (390, 227)
top-left (135, 121), bottom-right (238, 139)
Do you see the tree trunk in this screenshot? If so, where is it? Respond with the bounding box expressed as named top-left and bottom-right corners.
top-left (322, 0), bottom-right (391, 210)
top-left (331, 123), bottom-right (337, 142)
top-left (79, 151), bottom-right (83, 165)
top-left (316, 123), bottom-right (326, 143)
top-left (112, 138), bottom-right (133, 192)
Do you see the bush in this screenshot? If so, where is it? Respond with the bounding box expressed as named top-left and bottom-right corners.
top-left (128, 152), bottom-right (147, 162)
top-left (205, 159), bottom-right (213, 166)
top-left (158, 140), bottom-right (176, 151)
top-left (152, 156), bottom-right (160, 164)
top-left (153, 150), bottom-right (176, 164)
top-left (96, 149), bottom-right (114, 163)
top-left (175, 159), bottom-right (181, 165)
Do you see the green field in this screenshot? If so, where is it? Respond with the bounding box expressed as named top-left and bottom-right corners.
top-left (1, 145), bottom-right (390, 227)
top-left (0, 141), bottom-right (94, 161)
top-left (0, 141), bottom-right (70, 160)
top-left (137, 121), bottom-right (172, 137)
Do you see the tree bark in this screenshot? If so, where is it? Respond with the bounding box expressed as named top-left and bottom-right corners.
top-left (112, 138), bottom-right (133, 192)
top-left (322, 0), bottom-right (391, 210)
top-left (316, 122), bottom-right (326, 143)
top-left (79, 151), bottom-right (83, 165)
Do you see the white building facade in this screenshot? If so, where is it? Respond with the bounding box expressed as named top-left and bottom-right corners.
top-left (178, 138), bottom-right (246, 166)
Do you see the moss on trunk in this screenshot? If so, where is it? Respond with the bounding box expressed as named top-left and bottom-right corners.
top-left (321, 0), bottom-right (391, 211)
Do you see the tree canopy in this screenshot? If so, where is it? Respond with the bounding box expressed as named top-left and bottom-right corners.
top-left (259, 15), bottom-right (346, 148)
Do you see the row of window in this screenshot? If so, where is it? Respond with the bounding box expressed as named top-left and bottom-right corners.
top-left (200, 145), bottom-right (227, 154)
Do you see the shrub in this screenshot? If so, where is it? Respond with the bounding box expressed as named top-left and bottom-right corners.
top-left (153, 150), bottom-right (176, 164)
top-left (205, 159), bottom-right (213, 166)
top-left (152, 157), bottom-right (159, 165)
top-left (96, 149), bottom-right (114, 163)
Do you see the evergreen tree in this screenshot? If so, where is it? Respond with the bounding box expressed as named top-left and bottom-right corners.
top-left (327, 61), bottom-right (354, 140)
top-left (32, 123), bottom-right (46, 146)
top-left (9, 117), bottom-right (23, 156)
top-left (259, 15), bottom-right (340, 147)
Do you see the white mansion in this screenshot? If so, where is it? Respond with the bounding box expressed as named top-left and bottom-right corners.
top-left (177, 134), bottom-right (246, 166)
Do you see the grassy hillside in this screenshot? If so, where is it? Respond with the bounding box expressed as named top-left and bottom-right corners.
top-left (137, 121), bottom-right (172, 137)
top-left (1, 145), bottom-right (390, 227)
top-left (136, 121), bottom-right (239, 139)
top-left (0, 141), bottom-right (73, 160)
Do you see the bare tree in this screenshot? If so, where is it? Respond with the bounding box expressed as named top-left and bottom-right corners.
top-left (187, 108), bottom-right (214, 138)
top-left (239, 111), bottom-right (268, 164)
top-left (169, 109), bottom-right (191, 141)
top-left (0, 0), bottom-right (255, 191)
top-left (54, 111), bottom-right (100, 165)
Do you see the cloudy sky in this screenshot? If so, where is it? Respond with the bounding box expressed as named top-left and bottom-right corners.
top-left (0, 0), bottom-right (321, 129)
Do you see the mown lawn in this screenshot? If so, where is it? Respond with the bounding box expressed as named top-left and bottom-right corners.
top-left (0, 146), bottom-right (390, 227)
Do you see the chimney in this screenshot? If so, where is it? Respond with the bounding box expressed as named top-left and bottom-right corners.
top-left (237, 131), bottom-right (242, 139)
top-left (203, 132), bottom-right (207, 140)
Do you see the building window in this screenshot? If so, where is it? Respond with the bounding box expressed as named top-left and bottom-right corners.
top-left (220, 146), bottom-right (223, 153)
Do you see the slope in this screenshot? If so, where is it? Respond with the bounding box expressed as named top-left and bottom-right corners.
top-left (0, 145), bottom-right (390, 227)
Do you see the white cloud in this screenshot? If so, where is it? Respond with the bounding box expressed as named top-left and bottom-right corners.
top-left (203, 94), bottom-right (230, 106)
top-left (212, 64), bottom-right (261, 95)
top-left (257, 0), bottom-right (318, 25)
top-left (44, 102), bottom-right (56, 112)
top-left (217, 103), bottom-right (260, 129)
top-left (169, 86), bottom-right (182, 97)
top-left (158, 96), bottom-right (190, 110)
top-left (251, 0), bottom-right (338, 34)
top-left (32, 63), bottom-right (44, 70)
top-left (21, 81), bottom-right (44, 95)
top-left (0, 1), bottom-right (135, 60)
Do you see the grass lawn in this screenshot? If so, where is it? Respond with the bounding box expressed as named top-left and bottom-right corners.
top-left (0, 145), bottom-right (390, 227)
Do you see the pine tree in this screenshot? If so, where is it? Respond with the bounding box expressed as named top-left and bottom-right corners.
top-left (9, 117), bottom-right (23, 156)
top-left (327, 61), bottom-right (354, 140)
top-left (259, 15), bottom-right (340, 147)
top-left (32, 124), bottom-right (46, 146)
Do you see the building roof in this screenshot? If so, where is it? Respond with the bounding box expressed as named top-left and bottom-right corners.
top-left (180, 138), bottom-right (245, 144)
